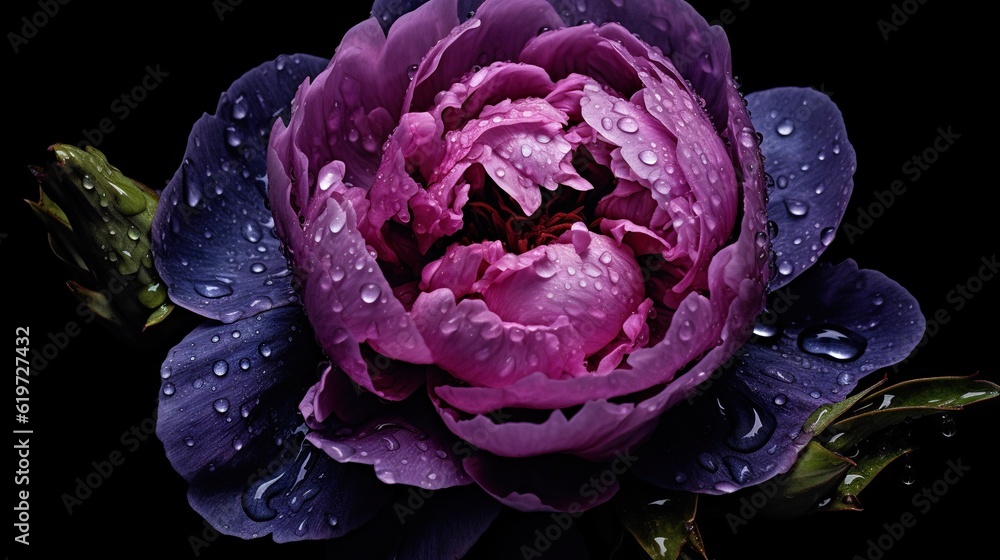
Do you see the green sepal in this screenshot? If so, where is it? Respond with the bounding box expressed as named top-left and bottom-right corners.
top-left (615, 481), bottom-right (707, 560)
top-left (825, 376), bottom-right (999, 453)
top-left (754, 441), bottom-right (854, 519)
top-left (804, 377), bottom-right (886, 435)
top-left (822, 441), bottom-right (912, 512)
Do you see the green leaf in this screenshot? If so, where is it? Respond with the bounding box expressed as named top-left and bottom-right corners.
top-left (755, 441), bottom-right (854, 519)
top-left (804, 377), bottom-right (886, 435)
top-left (826, 376), bottom-right (999, 453)
top-left (615, 482), bottom-right (706, 560)
top-left (823, 441), bottom-right (912, 512)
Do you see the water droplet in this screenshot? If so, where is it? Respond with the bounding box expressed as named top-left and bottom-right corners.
top-left (381, 435), bottom-right (400, 451)
top-left (407, 64), bottom-right (418, 80)
top-left (243, 222), bottom-right (262, 243)
top-left (435, 450), bottom-right (448, 459)
top-left (326, 515), bottom-right (339, 527)
top-left (601, 116), bottom-right (614, 130)
top-left (226, 127), bottom-right (242, 147)
top-left (251, 262), bottom-right (266, 273)
top-left (184, 436), bottom-right (195, 447)
top-left (901, 463), bottom-right (916, 486)
top-left (773, 394), bottom-right (787, 406)
top-left (638, 150), bottom-right (658, 165)
top-left (798, 325), bottom-right (867, 362)
top-left (820, 227), bottom-right (836, 246)
top-left (873, 295), bottom-right (884, 306)
top-left (239, 358), bottom-right (251, 370)
top-left (258, 343), bottom-right (272, 358)
top-left (232, 95), bottom-right (248, 119)
top-left (360, 283), bottom-right (381, 303)
top-left (723, 456), bottom-right (754, 484)
top-left (777, 261), bottom-right (793, 276)
top-left (162, 382), bottom-right (175, 396)
top-left (534, 259), bottom-right (558, 279)
top-left (241, 472), bottom-right (284, 521)
top-left (195, 281), bottom-right (233, 299)
top-left (677, 320), bottom-right (694, 341)
top-left (837, 372), bottom-right (854, 386)
top-left (762, 367), bottom-right (795, 383)
top-left (521, 144), bottom-right (532, 158)
top-left (213, 360), bottom-right (229, 377)
top-left (753, 321), bottom-right (779, 339)
top-left (784, 199), bottom-right (808, 217)
top-left (776, 119), bottom-right (794, 136)
top-left (941, 415), bottom-right (957, 437)
top-left (810, 390), bottom-right (822, 399)
top-left (617, 117), bottom-right (639, 133)
top-left (213, 398), bottom-right (230, 414)
top-left (697, 453), bottom-right (718, 473)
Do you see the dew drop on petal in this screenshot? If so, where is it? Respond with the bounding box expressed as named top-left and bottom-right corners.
top-left (360, 283), bottom-right (381, 303)
top-left (638, 150), bottom-right (658, 165)
top-left (776, 119), bottom-right (794, 136)
top-left (798, 325), bottom-right (867, 362)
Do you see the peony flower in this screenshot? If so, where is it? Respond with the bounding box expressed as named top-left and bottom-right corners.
top-left (152, 0), bottom-right (925, 554)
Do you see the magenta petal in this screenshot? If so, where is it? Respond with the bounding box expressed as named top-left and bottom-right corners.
top-left (307, 393), bottom-right (472, 490)
top-left (299, 199), bottom-right (432, 399)
top-left (412, 288), bottom-right (588, 385)
top-left (404, 0), bottom-right (564, 112)
top-left (433, 291), bottom-right (716, 413)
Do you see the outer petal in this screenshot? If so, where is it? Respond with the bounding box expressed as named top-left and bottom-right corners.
top-left (153, 54), bottom-right (328, 323)
top-left (404, 0), bottom-right (564, 112)
top-left (155, 307), bottom-right (390, 541)
top-left (299, 199), bottom-right (433, 399)
top-left (633, 260), bottom-right (926, 493)
top-left (305, 391), bottom-right (473, 490)
top-left (543, 0), bottom-right (734, 127)
top-left (747, 87), bottom-right (857, 290)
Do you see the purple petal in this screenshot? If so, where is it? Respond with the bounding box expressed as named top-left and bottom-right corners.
top-left (464, 453), bottom-right (624, 512)
top-left (431, 382), bottom-right (657, 461)
top-left (633, 260), bottom-right (926, 493)
top-left (297, 199), bottom-right (432, 399)
top-left (266, 0), bottom-right (461, 247)
top-left (746, 87), bottom-right (857, 290)
top-left (433, 291), bottom-right (715, 412)
top-left (153, 54), bottom-right (328, 323)
top-left (306, 390), bottom-right (473, 490)
top-left (155, 306), bottom-right (390, 541)
top-left (542, 0), bottom-right (733, 127)
top-left (404, 0), bottom-right (564, 112)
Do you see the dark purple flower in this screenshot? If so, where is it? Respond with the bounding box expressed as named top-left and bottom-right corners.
top-left (152, 0), bottom-right (925, 553)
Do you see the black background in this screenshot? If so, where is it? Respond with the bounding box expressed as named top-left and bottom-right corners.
top-left (5, 1), bottom-right (995, 558)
